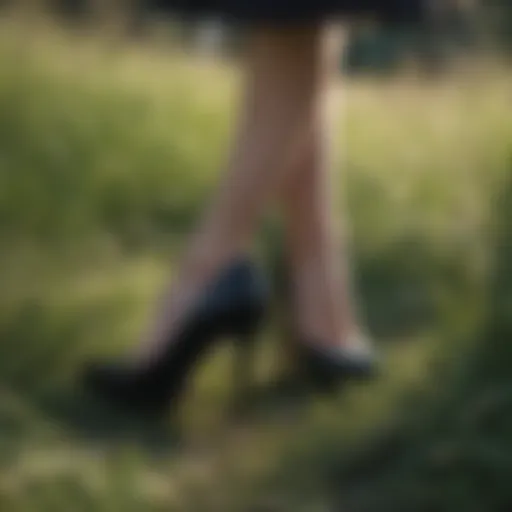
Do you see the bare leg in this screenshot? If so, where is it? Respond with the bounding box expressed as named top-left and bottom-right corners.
top-left (276, 28), bottom-right (361, 349)
top-left (279, 112), bottom-right (358, 348)
top-left (134, 24), bottom-right (333, 364)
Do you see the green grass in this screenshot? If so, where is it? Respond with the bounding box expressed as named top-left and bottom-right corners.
top-left (1, 21), bottom-right (512, 511)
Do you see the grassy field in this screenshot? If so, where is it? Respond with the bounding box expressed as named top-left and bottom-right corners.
top-left (1, 21), bottom-right (512, 511)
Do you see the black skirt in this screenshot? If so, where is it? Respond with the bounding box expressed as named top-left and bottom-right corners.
top-left (149, 0), bottom-right (428, 26)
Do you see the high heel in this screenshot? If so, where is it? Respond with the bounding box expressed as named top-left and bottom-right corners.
top-left (270, 251), bottom-right (378, 393)
top-left (294, 334), bottom-right (379, 392)
top-left (82, 259), bottom-right (269, 420)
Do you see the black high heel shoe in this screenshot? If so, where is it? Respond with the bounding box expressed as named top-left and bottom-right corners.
top-left (294, 334), bottom-right (379, 392)
top-left (270, 251), bottom-right (378, 394)
top-left (82, 259), bottom-right (269, 420)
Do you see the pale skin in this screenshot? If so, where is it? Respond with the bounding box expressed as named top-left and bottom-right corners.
top-left (133, 23), bottom-right (360, 366)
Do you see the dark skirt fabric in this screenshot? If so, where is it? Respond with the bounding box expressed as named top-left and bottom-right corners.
top-left (148, 0), bottom-right (428, 26)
